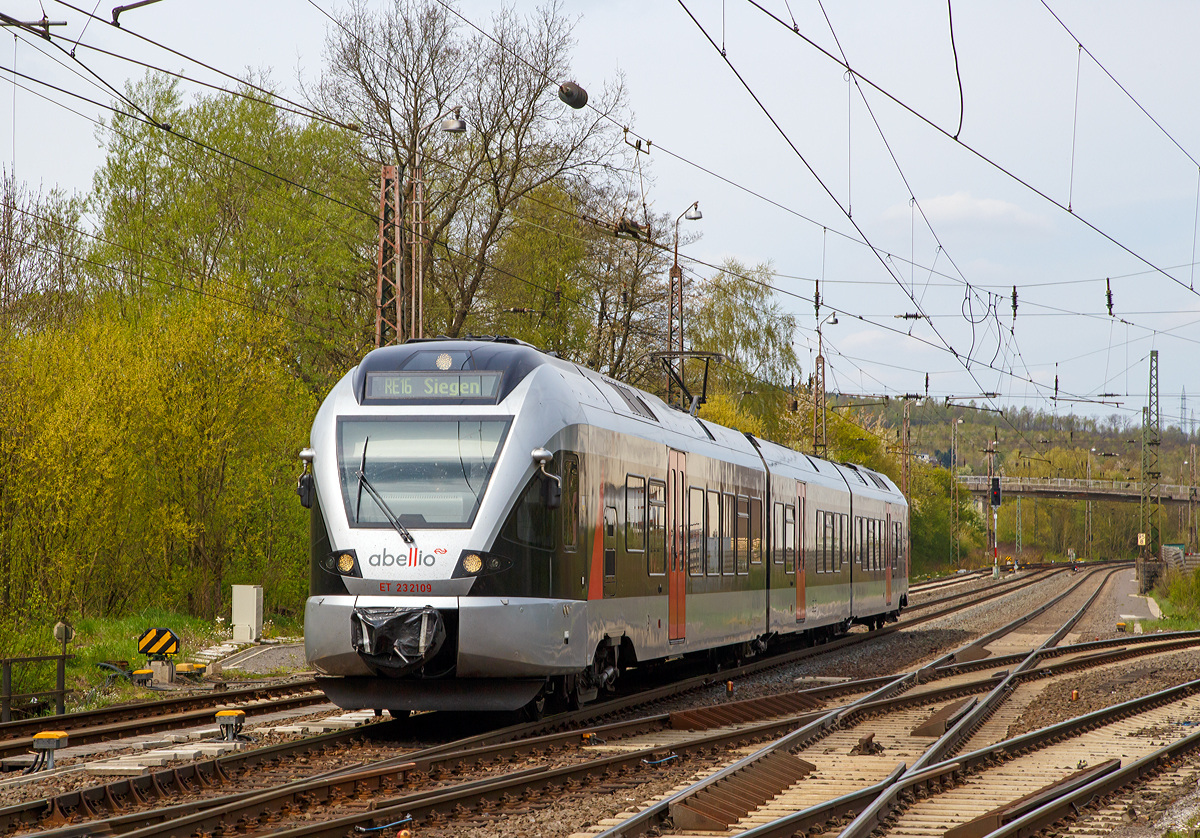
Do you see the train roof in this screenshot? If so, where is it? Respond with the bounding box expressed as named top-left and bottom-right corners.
top-left (350, 337), bottom-right (903, 502)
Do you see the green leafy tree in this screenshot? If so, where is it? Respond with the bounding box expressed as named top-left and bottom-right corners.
top-left (89, 72), bottom-right (375, 388)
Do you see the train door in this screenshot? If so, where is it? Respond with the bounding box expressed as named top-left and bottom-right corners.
top-left (885, 504), bottom-right (893, 607)
top-left (667, 449), bottom-right (686, 642)
top-left (796, 483), bottom-right (806, 621)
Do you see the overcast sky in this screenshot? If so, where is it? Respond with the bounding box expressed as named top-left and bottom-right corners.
top-left (5, 0), bottom-right (1200, 433)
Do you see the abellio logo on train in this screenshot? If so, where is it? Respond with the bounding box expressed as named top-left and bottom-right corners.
top-left (368, 547), bottom-right (447, 567)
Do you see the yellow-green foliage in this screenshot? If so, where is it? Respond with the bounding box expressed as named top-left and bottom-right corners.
top-left (0, 296), bottom-right (316, 640)
top-left (698, 394), bottom-right (765, 437)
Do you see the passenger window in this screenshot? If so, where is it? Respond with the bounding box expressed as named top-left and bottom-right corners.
top-left (856, 517), bottom-right (864, 566)
top-left (625, 475), bottom-right (646, 551)
top-left (784, 504), bottom-right (795, 573)
top-left (722, 492), bottom-right (736, 575)
top-left (647, 480), bottom-right (666, 575)
top-left (815, 510), bottom-right (823, 573)
top-left (706, 491), bottom-right (721, 575)
top-left (604, 506), bottom-right (617, 578)
top-left (772, 503), bottom-right (784, 564)
top-left (688, 487), bottom-right (706, 576)
top-left (736, 495), bottom-right (750, 574)
top-left (562, 454), bottom-right (579, 551)
top-left (750, 498), bottom-right (763, 564)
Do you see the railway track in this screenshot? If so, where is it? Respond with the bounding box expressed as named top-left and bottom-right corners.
top-left (0, 563), bottom-right (1057, 775)
top-left (2, 563), bottom-right (1154, 838)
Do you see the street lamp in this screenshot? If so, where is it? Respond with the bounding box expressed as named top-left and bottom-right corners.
top-left (411, 107), bottom-right (468, 340)
top-left (667, 202), bottom-right (702, 405)
top-left (813, 311), bottom-right (838, 457)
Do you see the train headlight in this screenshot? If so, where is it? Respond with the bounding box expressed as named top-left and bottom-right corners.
top-left (452, 551), bottom-right (513, 579)
top-left (322, 549), bottom-right (361, 578)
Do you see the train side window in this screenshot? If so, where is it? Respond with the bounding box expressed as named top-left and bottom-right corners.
top-left (868, 518), bottom-right (878, 571)
top-left (736, 495), bottom-right (750, 574)
top-left (833, 513), bottom-right (843, 572)
top-left (842, 513), bottom-right (849, 571)
top-left (784, 504), bottom-right (795, 573)
top-left (879, 520), bottom-right (885, 570)
top-left (647, 479), bottom-right (666, 575)
top-left (722, 492), bottom-right (736, 575)
top-left (772, 503), bottom-right (784, 564)
top-left (688, 487), bottom-right (706, 576)
top-left (894, 521), bottom-right (902, 570)
top-left (706, 491), bottom-right (721, 575)
top-left (856, 517), bottom-right (864, 566)
top-left (604, 506), bottom-right (617, 579)
top-left (750, 497), bottom-right (763, 564)
top-left (625, 475), bottom-right (646, 552)
top-left (814, 510), bottom-right (824, 573)
top-left (798, 494), bottom-right (806, 575)
top-left (562, 454), bottom-right (579, 551)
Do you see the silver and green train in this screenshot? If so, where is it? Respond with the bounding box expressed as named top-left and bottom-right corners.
top-left (300, 337), bottom-right (909, 716)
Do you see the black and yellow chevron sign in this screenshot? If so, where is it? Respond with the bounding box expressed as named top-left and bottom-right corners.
top-left (137, 627), bottom-right (180, 657)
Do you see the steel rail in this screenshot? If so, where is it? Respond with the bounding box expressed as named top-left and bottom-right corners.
top-left (0, 678), bottom-right (319, 742)
top-left (0, 689), bottom-right (330, 762)
top-left (592, 564), bottom-right (1122, 838)
top-left (838, 674), bottom-right (1200, 838)
top-left (0, 565), bottom-right (1103, 835)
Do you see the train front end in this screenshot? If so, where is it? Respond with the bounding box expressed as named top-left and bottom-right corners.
top-left (300, 340), bottom-right (585, 713)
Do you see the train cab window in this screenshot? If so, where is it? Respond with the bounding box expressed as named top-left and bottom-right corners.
top-left (647, 480), bottom-right (666, 575)
top-left (784, 504), bottom-right (795, 573)
top-left (722, 492), bottom-right (736, 575)
top-left (736, 495), bottom-right (750, 575)
top-left (562, 454), bottom-right (579, 551)
top-left (688, 487), bottom-right (706, 576)
top-left (750, 498), bottom-right (763, 564)
top-left (501, 473), bottom-right (555, 550)
top-left (625, 475), bottom-right (646, 552)
top-left (706, 491), bottom-right (721, 576)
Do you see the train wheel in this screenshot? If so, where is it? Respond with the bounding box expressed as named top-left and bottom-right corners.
top-left (522, 691), bottom-right (547, 722)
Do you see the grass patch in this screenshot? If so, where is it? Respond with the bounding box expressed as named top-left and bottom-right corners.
top-left (4, 609), bottom-right (230, 715)
top-left (1144, 568), bottom-right (1200, 633)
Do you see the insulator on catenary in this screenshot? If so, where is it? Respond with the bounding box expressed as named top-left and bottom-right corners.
top-left (1011, 286), bottom-right (1018, 321)
top-left (1106, 277), bottom-right (1114, 316)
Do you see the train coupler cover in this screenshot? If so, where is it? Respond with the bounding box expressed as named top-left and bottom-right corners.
top-left (351, 606), bottom-right (445, 676)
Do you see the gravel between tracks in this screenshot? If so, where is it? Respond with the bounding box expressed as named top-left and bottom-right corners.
top-left (642, 569), bottom-right (1078, 715)
top-left (1005, 647), bottom-right (1200, 739)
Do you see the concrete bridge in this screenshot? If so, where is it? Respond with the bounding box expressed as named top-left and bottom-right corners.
top-left (957, 475), bottom-right (1198, 506)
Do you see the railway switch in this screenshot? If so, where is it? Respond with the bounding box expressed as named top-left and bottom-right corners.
top-left (216, 709), bottom-right (245, 741)
top-left (131, 669), bottom-right (153, 686)
top-left (32, 731), bottom-right (68, 770)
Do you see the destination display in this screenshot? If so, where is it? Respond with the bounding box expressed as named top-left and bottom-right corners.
top-left (365, 371), bottom-right (503, 401)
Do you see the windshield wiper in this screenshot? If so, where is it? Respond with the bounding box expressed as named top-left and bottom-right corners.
top-left (355, 436), bottom-right (415, 544)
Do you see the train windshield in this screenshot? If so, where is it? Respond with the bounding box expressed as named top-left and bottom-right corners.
top-left (337, 418), bottom-right (511, 529)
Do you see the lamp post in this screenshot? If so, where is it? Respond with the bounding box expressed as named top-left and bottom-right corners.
top-left (411, 108), bottom-right (467, 340)
top-left (667, 201), bottom-right (702, 405)
top-left (813, 311), bottom-right (838, 457)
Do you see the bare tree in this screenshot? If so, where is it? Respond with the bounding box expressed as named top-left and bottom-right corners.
top-left (0, 169), bottom-right (88, 335)
top-left (313, 0), bottom-right (627, 337)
